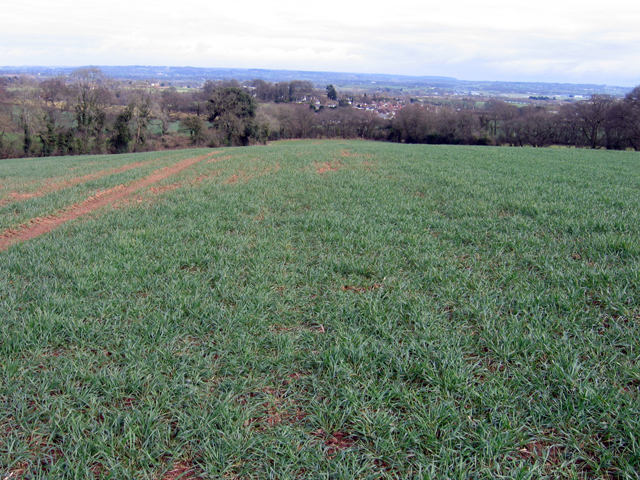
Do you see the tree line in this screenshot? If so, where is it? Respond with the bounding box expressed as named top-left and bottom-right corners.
top-left (1, 67), bottom-right (640, 159)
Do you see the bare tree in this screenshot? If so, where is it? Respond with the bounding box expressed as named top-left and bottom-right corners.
top-left (110, 86), bottom-right (155, 152)
top-left (288, 81), bottom-right (314, 102)
top-left (40, 77), bottom-right (68, 110)
top-left (354, 110), bottom-right (386, 140)
top-left (0, 81), bottom-right (17, 157)
top-left (129, 88), bottom-right (153, 149)
top-left (69, 67), bottom-right (113, 153)
top-left (517, 106), bottom-right (556, 147)
top-left (160, 87), bottom-right (188, 131)
top-left (556, 104), bottom-right (583, 147)
top-left (480, 99), bottom-right (517, 140)
top-left (255, 103), bottom-right (282, 140)
top-left (38, 77), bottom-right (73, 155)
top-left (251, 79), bottom-right (274, 102)
top-left (391, 105), bottom-right (435, 143)
top-left (13, 78), bottom-right (43, 156)
top-left (274, 104), bottom-right (316, 138)
top-left (576, 94), bottom-right (614, 149)
top-left (621, 86), bottom-right (640, 149)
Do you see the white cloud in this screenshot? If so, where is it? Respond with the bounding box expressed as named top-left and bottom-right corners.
top-left (2, 0), bottom-right (640, 85)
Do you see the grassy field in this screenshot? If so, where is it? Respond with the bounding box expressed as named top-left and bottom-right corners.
top-left (1, 140), bottom-right (639, 479)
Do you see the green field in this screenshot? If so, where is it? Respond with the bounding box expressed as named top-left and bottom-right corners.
top-left (1, 141), bottom-right (639, 478)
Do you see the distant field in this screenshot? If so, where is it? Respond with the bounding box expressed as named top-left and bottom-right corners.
top-left (1, 141), bottom-right (639, 478)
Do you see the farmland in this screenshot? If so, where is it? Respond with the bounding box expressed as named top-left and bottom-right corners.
top-left (1, 140), bottom-right (639, 478)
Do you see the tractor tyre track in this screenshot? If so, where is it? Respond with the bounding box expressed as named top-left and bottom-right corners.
top-left (0, 152), bottom-right (222, 251)
top-left (0, 155), bottom-right (180, 208)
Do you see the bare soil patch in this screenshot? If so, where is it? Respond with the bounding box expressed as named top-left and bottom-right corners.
top-left (311, 429), bottom-right (358, 458)
top-left (149, 183), bottom-right (182, 194)
top-left (315, 161), bottom-right (341, 174)
top-left (0, 152), bottom-right (221, 251)
top-left (160, 460), bottom-right (205, 480)
top-left (238, 384), bottom-right (308, 432)
top-left (0, 159), bottom-right (161, 208)
top-left (226, 174), bottom-right (240, 184)
top-left (518, 439), bottom-right (565, 467)
top-left (226, 164), bottom-right (279, 185)
top-left (193, 172), bottom-right (220, 183)
top-left (208, 155), bottom-right (232, 163)
top-left (340, 149), bottom-right (373, 158)
top-left (341, 284), bottom-right (383, 293)
top-left (3, 463), bottom-right (28, 479)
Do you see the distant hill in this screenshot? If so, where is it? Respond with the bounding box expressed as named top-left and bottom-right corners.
top-left (0, 65), bottom-right (631, 96)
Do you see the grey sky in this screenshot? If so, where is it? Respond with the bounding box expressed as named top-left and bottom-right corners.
top-left (2, 0), bottom-right (639, 85)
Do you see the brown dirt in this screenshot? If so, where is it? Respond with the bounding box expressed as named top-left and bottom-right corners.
top-left (225, 164), bottom-right (278, 185)
top-left (149, 183), bottom-right (182, 194)
top-left (0, 158), bottom-right (164, 208)
top-left (311, 429), bottom-right (358, 458)
top-left (245, 404), bottom-right (307, 431)
top-left (208, 155), bottom-right (232, 163)
top-left (238, 381), bottom-right (310, 432)
top-left (90, 463), bottom-right (109, 479)
top-left (341, 284), bottom-right (383, 293)
top-left (193, 172), bottom-right (220, 183)
top-left (0, 152), bottom-right (221, 252)
top-left (160, 461), bottom-right (205, 480)
top-left (3, 463), bottom-right (28, 478)
top-left (315, 161), bottom-right (341, 174)
top-left (518, 439), bottom-right (564, 466)
top-left (340, 149), bottom-right (373, 158)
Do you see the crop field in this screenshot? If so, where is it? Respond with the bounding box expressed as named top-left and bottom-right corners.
top-left (1, 140), bottom-right (639, 479)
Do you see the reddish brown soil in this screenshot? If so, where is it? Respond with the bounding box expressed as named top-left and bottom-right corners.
top-left (4, 463), bottom-right (28, 478)
top-left (193, 172), bottom-right (220, 183)
top-left (311, 429), bottom-right (358, 457)
top-left (149, 183), bottom-right (182, 194)
top-left (208, 155), bottom-right (232, 163)
top-left (518, 440), bottom-right (564, 466)
top-left (0, 158), bottom-right (164, 208)
top-left (160, 461), bottom-right (204, 480)
top-left (0, 152), bottom-right (220, 251)
top-left (90, 462), bottom-right (109, 478)
top-left (315, 161), bottom-right (341, 174)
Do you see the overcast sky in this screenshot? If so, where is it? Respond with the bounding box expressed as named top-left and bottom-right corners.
top-left (2, 0), bottom-right (639, 86)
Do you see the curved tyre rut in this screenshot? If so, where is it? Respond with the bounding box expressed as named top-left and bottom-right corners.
top-left (0, 151), bottom-right (223, 251)
top-left (0, 155), bottom-right (179, 208)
